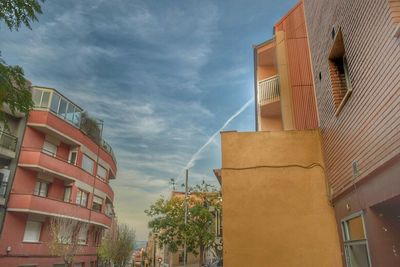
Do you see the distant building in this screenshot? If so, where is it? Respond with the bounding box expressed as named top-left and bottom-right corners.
top-left (0, 86), bottom-right (117, 266)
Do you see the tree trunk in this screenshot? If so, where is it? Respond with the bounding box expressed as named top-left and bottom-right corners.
top-left (199, 244), bottom-right (205, 267)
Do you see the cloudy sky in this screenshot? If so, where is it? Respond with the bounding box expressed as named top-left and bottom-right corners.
top-left (0, 0), bottom-right (297, 240)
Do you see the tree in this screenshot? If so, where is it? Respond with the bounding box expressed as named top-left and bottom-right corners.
top-left (0, 0), bottom-right (44, 30)
top-left (98, 220), bottom-right (136, 267)
top-left (48, 216), bottom-right (86, 267)
top-left (80, 111), bottom-right (102, 144)
top-left (0, 0), bottom-right (45, 124)
top-left (145, 182), bottom-right (221, 267)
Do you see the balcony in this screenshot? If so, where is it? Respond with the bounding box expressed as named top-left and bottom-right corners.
top-left (18, 148), bottom-right (114, 200)
top-left (7, 193), bottom-right (112, 228)
top-left (0, 130), bottom-right (17, 159)
top-left (258, 75), bottom-right (282, 129)
top-left (30, 86), bottom-right (117, 166)
top-left (258, 75), bottom-right (280, 106)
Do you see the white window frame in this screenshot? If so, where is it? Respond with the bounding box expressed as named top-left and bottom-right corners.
top-left (68, 149), bottom-right (78, 165)
top-left (42, 140), bottom-right (57, 157)
top-left (341, 211), bottom-right (372, 267)
top-left (92, 195), bottom-right (103, 212)
top-left (33, 180), bottom-right (48, 197)
top-left (64, 187), bottom-right (72, 202)
top-left (78, 225), bottom-right (88, 245)
top-left (76, 189), bottom-right (88, 207)
top-left (23, 221), bottom-right (42, 242)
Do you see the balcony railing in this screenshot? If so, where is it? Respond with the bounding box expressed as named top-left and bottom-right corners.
top-left (31, 87), bottom-right (117, 164)
top-left (258, 75), bottom-right (280, 104)
top-left (0, 130), bottom-right (17, 152)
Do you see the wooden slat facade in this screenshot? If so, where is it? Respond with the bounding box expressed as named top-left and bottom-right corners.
top-left (275, 3), bottom-right (319, 130)
top-left (303, 0), bottom-right (400, 199)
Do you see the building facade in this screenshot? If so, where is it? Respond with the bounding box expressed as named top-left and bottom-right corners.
top-left (217, 3), bottom-right (343, 266)
top-left (303, 0), bottom-right (400, 266)
top-left (0, 86), bottom-right (117, 266)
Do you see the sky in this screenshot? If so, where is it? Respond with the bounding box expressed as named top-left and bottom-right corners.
top-left (0, 0), bottom-right (297, 240)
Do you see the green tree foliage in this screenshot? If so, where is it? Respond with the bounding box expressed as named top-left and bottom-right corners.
top-left (0, 0), bottom-right (45, 123)
top-left (0, 56), bottom-right (33, 122)
top-left (98, 220), bottom-right (136, 267)
top-left (0, 0), bottom-right (44, 30)
top-left (145, 182), bottom-right (221, 267)
top-left (80, 111), bottom-right (102, 144)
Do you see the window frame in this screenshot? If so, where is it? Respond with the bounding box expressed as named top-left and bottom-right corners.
top-left (42, 140), bottom-right (58, 157)
top-left (328, 28), bottom-right (352, 116)
top-left (96, 165), bottom-right (107, 181)
top-left (341, 211), bottom-right (372, 267)
top-left (82, 154), bottom-right (95, 175)
top-left (64, 187), bottom-right (72, 202)
top-left (23, 220), bottom-right (42, 242)
top-left (68, 149), bottom-right (78, 165)
top-left (92, 195), bottom-right (103, 212)
top-left (33, 180), bottom-right (49, 197)
top-left (75, 188), bottom-right (89, 207)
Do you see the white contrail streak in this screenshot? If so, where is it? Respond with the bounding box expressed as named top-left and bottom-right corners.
top-left (183, 98), bottom-right (254, 172)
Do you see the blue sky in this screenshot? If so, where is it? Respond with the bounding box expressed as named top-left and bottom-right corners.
top-left (0, 0), bottom-right (297, 240)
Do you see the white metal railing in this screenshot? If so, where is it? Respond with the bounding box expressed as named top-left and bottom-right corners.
top-left (258, 75), bottom-right (280, 104)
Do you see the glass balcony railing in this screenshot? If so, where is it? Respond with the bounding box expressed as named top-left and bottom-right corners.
top-left (0, 130), bottom-right (17, 152)
top-left (258, 75), bottom-right (280, 104)
top-left (31, 87), bottom-right (117, 163)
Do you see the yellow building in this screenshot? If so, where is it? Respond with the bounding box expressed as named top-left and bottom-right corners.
top-left (215, 2), bottom-right (343, 266)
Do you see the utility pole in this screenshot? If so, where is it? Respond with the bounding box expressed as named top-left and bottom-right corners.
top-left (184, 169), bottom-right (188, 267)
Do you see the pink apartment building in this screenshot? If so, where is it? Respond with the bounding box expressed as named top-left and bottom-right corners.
top-left (0, 86), bottom-right (117, 266)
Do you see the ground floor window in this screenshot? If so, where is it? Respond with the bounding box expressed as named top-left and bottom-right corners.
top-left (341, 212), bottom-right (372, 267)
top-left (23, 220), bottom-right (42, 242)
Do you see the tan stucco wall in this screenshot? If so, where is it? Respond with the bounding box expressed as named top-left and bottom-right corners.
top-left (275, 31), bottom-right (295, 130)
top-left (220, 130), bottom-right (342, 267)
top-left (259, 115), bottom-right (282, 131)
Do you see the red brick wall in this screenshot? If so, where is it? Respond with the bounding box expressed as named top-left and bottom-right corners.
top-left (303, 0), bottom-right (400, 198)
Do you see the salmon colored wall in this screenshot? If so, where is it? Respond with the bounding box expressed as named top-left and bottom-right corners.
top-left (57, 142), bottom-right (70, 161)
top-left (275, 2), bottom-right (318, 130)
top-left (0, 213), bottom-right (98, 266)
top-left (28, 110), bottom-right (117, 173)
top-left (257, 66), bottom-right (277, 81)
top-left (22, 127), bottom-right (44, 149)
top-left (220, 130), bottom-right (342, 267)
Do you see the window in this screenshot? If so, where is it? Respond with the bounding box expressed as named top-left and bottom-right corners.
top-left (328, 28), bottom-right (352, 115)
top-left (42, 140), bottom-right (57, 156)
top-left (34, 181), bottom-right (48, 197)
top-left (76, 189), bottom-right (88, 207)
top-left (96, 165), bottom-right (107, 180)
top-left (78, 225), bottom-right (88, 245)
top-left (23, 221), bottom-right (42, 242)
top-left (64, 187), bottom-right (72, 202)
top-left (32, 89), bottom-right (51, 108)
top-left (68, 149), bottom-right (78, 165)
top-left (341, 213), bottom-right (371, 267)
top-left (82, 154), bottom-right (94, 174)
top-left (92, 195), bottom-right (103, 212)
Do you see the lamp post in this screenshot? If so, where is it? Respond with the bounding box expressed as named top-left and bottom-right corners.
top-left (184, 169), bottom-right (188, 267)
